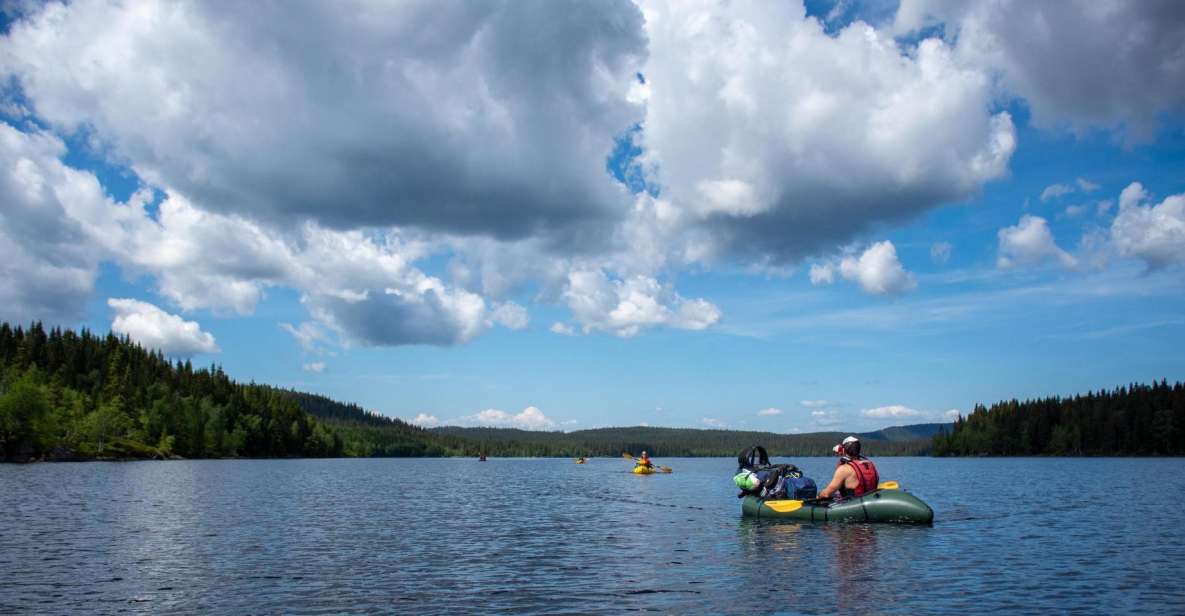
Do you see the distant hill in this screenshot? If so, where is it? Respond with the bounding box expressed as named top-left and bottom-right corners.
top-left (278, 389), bottom-right (463, 457)
top-left (430, 422), bottom-right (949, 457)
top-left (872, 423), bottom-right (950, 442)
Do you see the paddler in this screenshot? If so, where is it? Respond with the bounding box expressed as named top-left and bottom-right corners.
top-left (638, 450), bottom-right (654, 469)
top-left (818, 436), bottom-right (880, 500)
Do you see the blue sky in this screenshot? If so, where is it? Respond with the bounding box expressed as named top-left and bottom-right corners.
top-left (1, 0), bottom-right (1183, 433)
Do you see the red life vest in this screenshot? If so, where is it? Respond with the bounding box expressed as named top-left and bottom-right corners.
top-left (837, 457), bottom-right (880, 496)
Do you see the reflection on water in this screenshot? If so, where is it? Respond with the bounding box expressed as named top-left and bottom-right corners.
top-left (2, 457), bottom-right (1184, 614)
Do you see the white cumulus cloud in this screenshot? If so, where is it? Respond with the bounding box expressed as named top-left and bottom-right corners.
top-left (861, 404), bottom-right (922, 418)
top-left (1110, 182), bottom-right (1185, 270)
top-left (108, 298), bottom-right (219, 356)
top-left (302, 362), bottom-right (325, 373)
top-left (639, 0), bottom-right (1015, 263)
top-left (757, 408), bottom-right (782, 416)
top-left (839, 241), bottom-right (917, 296)
top-left (411, 414), bottom-right (440, 428)
top-left (461, 406), bottom-right (555, 430)
top-left (997, 215), bottom-right (1076, 269)
top-left (562, 269), bottom-right (720, 337)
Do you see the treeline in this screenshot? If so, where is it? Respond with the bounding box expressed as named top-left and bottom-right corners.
top-left (431, 424), bottom-right (943, 458)
top-left (932, 380), bottom-right (1185, 456)
top-left (0, 322), bottom-right (343, 461)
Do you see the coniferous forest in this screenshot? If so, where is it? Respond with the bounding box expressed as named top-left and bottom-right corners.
top-left (931, 381), bottom-right (1185, 456)
top-left (0, 322), bottom-right (348, 461)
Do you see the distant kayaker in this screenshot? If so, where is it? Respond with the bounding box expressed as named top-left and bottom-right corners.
top-left (818, 436), bottom-right (880, 499)
top-left (639, 451), bottom-right (653, 469)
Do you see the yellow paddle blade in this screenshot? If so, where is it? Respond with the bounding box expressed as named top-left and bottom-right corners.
top-left (621, 452), bottom-right (635, 460)
top-left (877, 481), bottom-right (899, 490)
top-left (659, 466), bottom-right (673, 473)
top-left (763, 500), bottom-right (804, 513)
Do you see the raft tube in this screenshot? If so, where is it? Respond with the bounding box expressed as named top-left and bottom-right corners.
top-left (741, 489), bottom-right (933, 524)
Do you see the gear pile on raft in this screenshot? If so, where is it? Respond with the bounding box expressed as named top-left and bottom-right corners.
top-left (733, 438), bottom-right (933, 524)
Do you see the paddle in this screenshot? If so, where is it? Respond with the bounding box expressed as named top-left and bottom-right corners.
top-left (877, 481), bottom-right (899, 490)
top-left (621, 451), bottom-right (672, 473)
top-left (762, 499), bottom-right (804, 513)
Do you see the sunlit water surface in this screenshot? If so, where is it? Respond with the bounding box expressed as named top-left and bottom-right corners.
top-left (2, 457), bottom-right (1183, 614)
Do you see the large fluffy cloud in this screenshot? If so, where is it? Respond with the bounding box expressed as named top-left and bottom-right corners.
top-left (0, 0), bottom-right (647, 240)
top-left (895, 0), bottom-right (1185, 141)
top-left (637, 0), bottom-right (1015, 262)
top-left (0, 121), bottom-right (523, 345)
top-left (108, 298), bottom-right (219, 356)
top-left (0, 123), bottom-right (109, 324)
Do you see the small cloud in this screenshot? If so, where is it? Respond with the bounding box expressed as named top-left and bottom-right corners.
top-left (1076, 178), bottom-right (1100, 192)
top-left (1096, 199), bottom-right (1114, 216)
top-left (302, 362), bottom-right (326, 373)
top-left (997, 215), bottom-right (1076, 269)
top-left (1111, 182), bottom-right (1185, 270)
top-left (757, 408), bottom-right (782, 416)
top-left (839, 241), bottom-right (917, 296)
top-left (811, 410), bottom-right (829, 417)
top-left (930, 241), bottom-right (952, 264)
top-left (861, 405), bottom-right (922, 418)
top-left (1063, 204), bottom-right (1087, 218)
top-left (1040, 183), bottom-right (1074, 202)
top-left (461, 406), bottom-right (555, 430)
top-left (108, 298), bottom-right (219, 356)
top-left (809, 262), bottom-right (836, 285)
top-left (701, 417), bottom-right (726, 428)
top-left (490, 302), bottom-right (529, 330)
top-left (412, 413), bottom-right (440, 428)
top-left (280, 321), bottom-right (331, 351)
top-left (549, 322), bottom-right (576, 336)
top-left (800, 400), bottom-right (832, 409)
top-left (943, 409), bottom-right (961, 420)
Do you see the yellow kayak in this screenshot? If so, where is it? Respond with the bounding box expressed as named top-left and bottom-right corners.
top-left (633, 465), bottom-right (655, 474)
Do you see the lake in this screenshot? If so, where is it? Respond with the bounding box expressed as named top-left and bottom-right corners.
top-left (2, 457), bottom-right (1183, 614)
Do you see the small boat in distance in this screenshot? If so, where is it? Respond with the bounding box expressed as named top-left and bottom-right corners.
top-left (479, 454), bottom-right (487, 461)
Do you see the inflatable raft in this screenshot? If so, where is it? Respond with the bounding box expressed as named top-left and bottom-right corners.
top-left (741, 489), bottom-right (933, 524)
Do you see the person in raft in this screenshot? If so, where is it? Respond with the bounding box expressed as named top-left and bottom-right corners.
top-left (638, 451), bottom-right (654, 469)
top-left (817, 436), bottom-right (880, 500)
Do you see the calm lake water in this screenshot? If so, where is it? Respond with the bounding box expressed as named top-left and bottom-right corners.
top-left (2, 457), bottom-right (1183, 614)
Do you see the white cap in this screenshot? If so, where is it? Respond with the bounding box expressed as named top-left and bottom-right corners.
top-left (842, 436), bottom-right (859, 445)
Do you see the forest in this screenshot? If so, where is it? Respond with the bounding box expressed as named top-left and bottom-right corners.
top-left (931, 380), bottom-right (1185, 456)
top-left (0, 322), bottom-right (353, 461)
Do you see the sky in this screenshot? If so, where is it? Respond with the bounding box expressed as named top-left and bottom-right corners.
top-left (1, 0), bottom-right (1183, 434)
